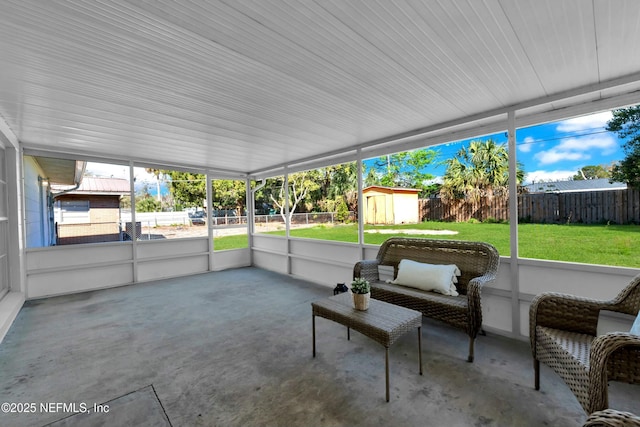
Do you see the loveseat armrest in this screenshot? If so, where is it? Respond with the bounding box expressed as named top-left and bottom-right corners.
top-left (466, 272), bottom-right (497, 332)
top-left (353, 259), bottom-right (380, 282)
top-left (466, 272), bottom-right (496, 296)
top-left (584, 409), bottom-right (640, 427)
top-left (529, 292), bottom-right (604, 357)
top-left (587, 332), bottom-right (640, 413)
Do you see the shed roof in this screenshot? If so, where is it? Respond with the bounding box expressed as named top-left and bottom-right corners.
top-left (363, 186), bottom-right (421, 194)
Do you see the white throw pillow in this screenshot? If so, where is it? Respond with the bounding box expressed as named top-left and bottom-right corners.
top-left (391, 259), bottom-right (460, 296)
top-left (630, 311), bottom-right (640, 336)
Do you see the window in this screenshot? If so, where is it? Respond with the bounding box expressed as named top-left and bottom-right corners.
top-left (516, 111), bottom-right (639, 267)
top-left (24, 155), bottom-right (131, 246)
top-left (286, 163), bottom-right (358, 243)
top-left (362, 136), bottom-right (511, 256)
top-left (253, 175), bottom-right (286, 235)
top-left (56, 200), bottom-right (90, 224)
top-left (211, 179), bottom-right (248, 251)
top-left (132, 166), bottom-right (208, 240)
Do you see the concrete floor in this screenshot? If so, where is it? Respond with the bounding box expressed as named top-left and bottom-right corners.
top-left (0, 267), bottom-right (638, 427)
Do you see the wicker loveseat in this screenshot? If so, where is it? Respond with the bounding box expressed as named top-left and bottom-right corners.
top-left (353, 237), bottom-right (500, 362)
top-left (530, 274), bottom-right (640, 414)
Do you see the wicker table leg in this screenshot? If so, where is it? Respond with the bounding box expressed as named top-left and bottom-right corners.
top-left (385, 347), bottom-right (390, 402)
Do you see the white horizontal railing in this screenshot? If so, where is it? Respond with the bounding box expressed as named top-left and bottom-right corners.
top-left (251, 233), bottom-right (639, 340)
top-left (22, 219), bottom-right (640, 340)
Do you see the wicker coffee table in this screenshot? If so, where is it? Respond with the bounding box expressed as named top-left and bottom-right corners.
top-left (312, 293), bottom-right (423, 401)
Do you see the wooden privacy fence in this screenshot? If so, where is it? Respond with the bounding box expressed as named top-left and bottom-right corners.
top-left (419, 188), bottom-right (640, 224)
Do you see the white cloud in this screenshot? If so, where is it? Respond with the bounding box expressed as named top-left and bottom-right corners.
top-left (424, 177), bottom-right (443, 185)
top-left (85, 162), bottom-right (129, 179)
top-left (534, 150), bottom-right (588, 165)
top-left (524, 170), bottom-right (576, 184)
top-left (556, 111), bottom-right (612, 133)
top-left (533, 134), bottom-right (617, 165)
top-left (518, 136), bottom-right (534, 153)
top-left (557, 135), bottom-right (617, 153)
top-left (85, 163), bottom-right (156, 183)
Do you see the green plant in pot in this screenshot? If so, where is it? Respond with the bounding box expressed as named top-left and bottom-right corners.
top-left (351, 277), bottom-right (371, 310)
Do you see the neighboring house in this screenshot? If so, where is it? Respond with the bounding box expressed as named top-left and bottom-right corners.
top-left (53, 177), bottom-right (129, 245)
top-left (23, 155), bottom-right (86, 247)
top-left (363, 186), bottom-right (420, 225)
top-left (524, 178), bottom-right (627, 194)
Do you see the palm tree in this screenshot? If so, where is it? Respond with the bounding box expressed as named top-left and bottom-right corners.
top-left (440, 139), bottom-right (524, 201)
top-left (145, 168), bottom-right (163, 203)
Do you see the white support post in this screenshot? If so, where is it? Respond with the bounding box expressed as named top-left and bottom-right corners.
top-left (507, 111), bottom-right (520, 337)
top-left (129, 161), bottom-right (138, 283)
top-left (284, 169), bottom-right (291, 274)
top-left (9, 145), bottom-right (25, 294)
top-left (357, 149), bottom-right (364, 253)
top-left (245, 178), bottom-right (254, 265)
top-left (206, 173), bottom-right (214, 271)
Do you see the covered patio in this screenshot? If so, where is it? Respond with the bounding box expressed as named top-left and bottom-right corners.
top-left (1, 267), bottom-right (638, 426)
top-left (1, 1), bottom-right (640, 425)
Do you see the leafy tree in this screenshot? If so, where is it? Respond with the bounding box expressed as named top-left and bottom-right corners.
top-left (120, 194), bottom-right (131, 210)
top-left (136, 197), bottom-right (161, 212)
top-left (311, 163), bottom-right (358, 213)
top-left (325, 163), bottom-right (357, 202)
top-left (365, 149), bottom-right (437, 197)
top-left (572, 165), bottom-right (611, 180)
top-left (270, 171), bottom-right (320, 222)
top-left (606, 106), bottom-right (640, 188)
top-left (160, 170), bottom-right (206, 210)
top-left (211, 179), bottom-right (246, 214)
top-left (440, 139), bottom-right (524, 201)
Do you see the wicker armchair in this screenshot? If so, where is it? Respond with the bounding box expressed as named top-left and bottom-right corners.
top-left (584, 409), bottom-right (640, 427)
top-left (530, 273), bottom-right (640, 414)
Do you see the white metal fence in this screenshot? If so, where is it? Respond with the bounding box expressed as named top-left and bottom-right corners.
top-left (121, 211), bottom-right (191, 226)
top-left (120, 211), bottom-right (352, 228)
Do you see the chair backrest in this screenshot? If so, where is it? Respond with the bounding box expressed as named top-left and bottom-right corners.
top-left (375, 237), bottom-right (500, 295)
top-left (611, 274), bottom-right (640, 316)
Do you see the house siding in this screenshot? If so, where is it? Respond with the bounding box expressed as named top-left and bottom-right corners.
top-left (23, 157), bottom-right (51, 247)
top-left (56, 194), bottom-right (122, 245)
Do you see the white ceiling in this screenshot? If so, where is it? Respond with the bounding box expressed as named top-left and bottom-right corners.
top-left (1, 0), bottom-right (640, 178)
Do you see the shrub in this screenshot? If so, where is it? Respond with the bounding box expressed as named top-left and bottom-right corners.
top-left (336, 199), bottom-right (350, 222)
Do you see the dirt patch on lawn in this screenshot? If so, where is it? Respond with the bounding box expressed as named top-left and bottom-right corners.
top-left (364, 229), bottom-right (458, 235)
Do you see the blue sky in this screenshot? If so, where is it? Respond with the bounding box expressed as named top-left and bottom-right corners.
top-left (367, 110), bottom-right (622, 185)
top-left (514, 111), bottom-right (620, 184)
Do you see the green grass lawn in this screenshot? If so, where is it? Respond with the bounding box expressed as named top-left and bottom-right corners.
top-left (214, 221), bottom-right (640, 268)
top-left (213, 234), bottom-right (248, 251)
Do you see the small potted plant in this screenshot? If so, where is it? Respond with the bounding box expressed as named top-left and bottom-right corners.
top-left (351, 277), bottom-right (371, 310)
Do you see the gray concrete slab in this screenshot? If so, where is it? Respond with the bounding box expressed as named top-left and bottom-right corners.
top-left (0, 267), bottom-right (638, 426)
top-left (45, 385), bottom-right (170, 427)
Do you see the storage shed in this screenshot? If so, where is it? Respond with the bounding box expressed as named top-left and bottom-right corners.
top-left (363, 186), bottom-right (420, 225)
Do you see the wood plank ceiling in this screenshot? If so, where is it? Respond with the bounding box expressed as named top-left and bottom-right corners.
top-left (0, 0), bottom-right (639, 177)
